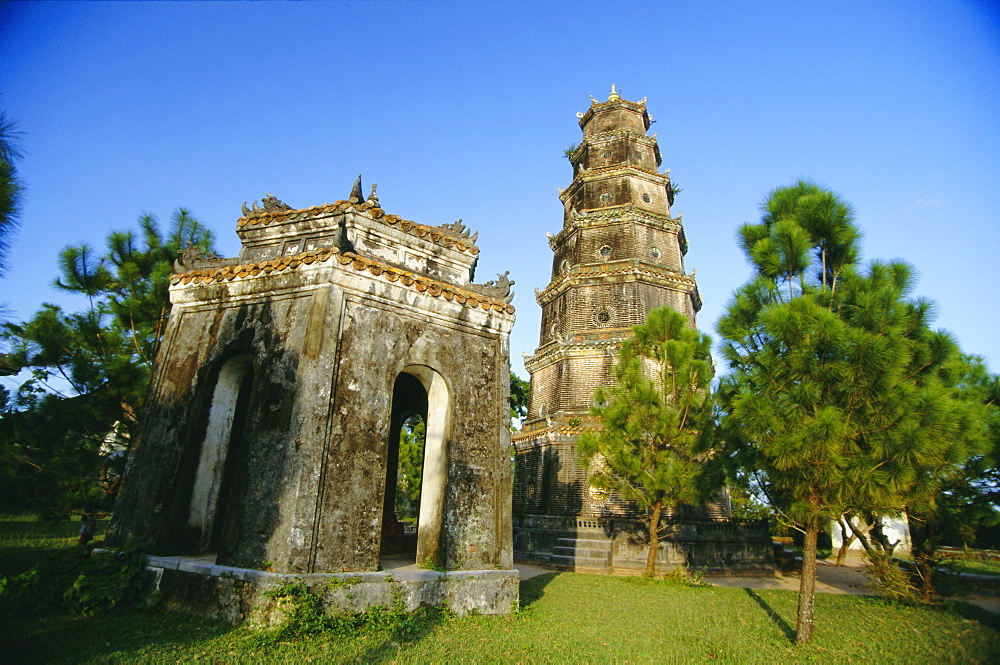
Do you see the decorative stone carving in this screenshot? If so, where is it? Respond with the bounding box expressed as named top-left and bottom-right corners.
top-left (241, 193), bottom-right (293, 218)
top-left (438, 220), bottom-right (479, 245)
top-left (349, 174), bottom-right (364, 203)
top-left (467, 271), bottom-right (514, 303)
top-left (588, 485), bottom-right (610, 506)
top-left (173, 243), bottom-right (237, 273)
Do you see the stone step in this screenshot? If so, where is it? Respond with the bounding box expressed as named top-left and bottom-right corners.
top-left (548, 554), bottom-right (609, 570)
top-left (556, 537), bottom-right (612, 550)
top-left (573, 530), bottom-right (617, 540)
top-left (552, 546), bottom-right (609, 559)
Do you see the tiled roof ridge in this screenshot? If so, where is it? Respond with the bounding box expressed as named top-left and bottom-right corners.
top-left (511, 423), bottom-right (601, 442)
top-left (590, 95), bottom-right (646, 110)
top-left (529, 337), bottom-right (625, 356)
top-left (236, 200), bottom-right (479, 256)
top-left (169, 247), bottom-right (514, 314)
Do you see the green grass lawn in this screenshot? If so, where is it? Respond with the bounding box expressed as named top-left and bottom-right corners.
top-left (2, 516), bottom-right (999, 663)
top-left (0, 513), bottom-right (110, 576)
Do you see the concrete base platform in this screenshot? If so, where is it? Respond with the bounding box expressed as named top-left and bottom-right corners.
top-left (144, 555), bottom-right (519, 624)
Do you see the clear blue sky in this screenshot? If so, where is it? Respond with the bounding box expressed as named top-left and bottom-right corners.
top-left (1, 1), bottom-right (998, 384)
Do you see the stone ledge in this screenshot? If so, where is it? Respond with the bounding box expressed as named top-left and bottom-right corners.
top-left (143, 556), bottom-right (520, 623)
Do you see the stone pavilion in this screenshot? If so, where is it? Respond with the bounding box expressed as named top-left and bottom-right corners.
top-left (108, 179), bottom-right (519, 617)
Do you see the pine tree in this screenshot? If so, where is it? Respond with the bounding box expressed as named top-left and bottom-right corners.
top-left (0, 210), bottom-right (214, 513)
top-left (905, 354), bottom-right (998, 598)
top-left (718, 181), bottom-right (985, 641)
top-left (579, 306), bottom-right (720, 577)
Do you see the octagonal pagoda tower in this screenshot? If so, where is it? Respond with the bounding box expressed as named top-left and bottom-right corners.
top-left (513, 88), bottom-right (706, 521)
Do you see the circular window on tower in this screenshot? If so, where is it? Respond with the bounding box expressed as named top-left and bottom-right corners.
top-left (600, 192), bottom-right (612, 205)
top-left (588, 484), bottom-right (610, 506)
top-left (595, 310), bottom-right (612, 326)
top-left (602, 150), bottom-right (611, 159)
top-left (599, 245), bottom-right (612, 259)
top-left (651, 247), bottom-right (661, 259)
top-left (642, 193), bottom-right (651, 203)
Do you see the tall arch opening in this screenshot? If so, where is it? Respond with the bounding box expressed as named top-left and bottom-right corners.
top-left (379, 366), bottom-right (449, 567)
top-left (187, 354), bottom-right (254, 558)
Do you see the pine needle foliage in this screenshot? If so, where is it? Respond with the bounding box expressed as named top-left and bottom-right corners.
top-left (0, 210), bottom-right (215, 514)
top-left (717, 181), bottom-right (986, 642)
top-left (0, 110), bottom-right (23, 277)
top-left (579, 306), bottom-right (720, 577)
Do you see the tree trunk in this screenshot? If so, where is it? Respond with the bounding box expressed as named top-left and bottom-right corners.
top-left (795, 520), bottom-right (819, 644)
top-left (645, 500), bottom-right (662, 577)
top-left (849, 514), bottom-right (894, 574)
top-left (908, 511), bottom-right (937, 602)
top-left (847, 517), bottom-right (876, 559)
top-left (835, 516), bottom-right (855, 566)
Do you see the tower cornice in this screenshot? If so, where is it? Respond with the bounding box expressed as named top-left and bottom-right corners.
top-left (580, 128), bottom-right (658, 147)
top-left (535, 259), bottom-right (698, 306)
top-left (524, 333), bottom-right (626, 373)
top-left (567, 129), bottom-right (663, 168)
top-left (559, 166), bottom-right (670, 205)
top-left (548, 208), bottom-right (682, 250)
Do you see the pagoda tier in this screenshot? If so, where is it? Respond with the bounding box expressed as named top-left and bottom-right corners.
top-left (521, 87), bottom-right (701, 430)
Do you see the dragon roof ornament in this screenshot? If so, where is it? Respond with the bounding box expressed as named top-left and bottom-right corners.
top-left (466, 270), bottom-right (514, 304)
top-left (438, 219), bottom-right (479, 245)
top-left (242, 193), bottom-right (293, 218)
top-left (174, 242), bottom-right (238, 273)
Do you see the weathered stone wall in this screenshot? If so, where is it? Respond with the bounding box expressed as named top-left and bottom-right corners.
top-left (109, 272), bottom-right (347, 569)
top-left (550, 217), bottom-right (684, 276)
top-left (311, 295), bottom-right (513, 572)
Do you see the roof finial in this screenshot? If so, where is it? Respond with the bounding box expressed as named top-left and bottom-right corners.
top-left (608, 84), bottom-right (620, 101)
top-left (349, 174), bottom-right (363, 204)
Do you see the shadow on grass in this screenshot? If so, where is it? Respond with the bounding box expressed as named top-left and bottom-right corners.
top-left (351, 574), bottom-right (563, 660)
top-left (1, 607), bottom-right (240, 663)
top-left (744, 588), bottom-right (795, 643)
top-left (348, 606), bottom-right (453, 662)
top-left (519, 572), bottom-right (561, 609)
top-left (940, 599), bottom-right (1000, 632)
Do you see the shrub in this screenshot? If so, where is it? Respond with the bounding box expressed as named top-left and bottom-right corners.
top-left (863, 555), bottom-right (919, 604)
top-left (263, 579), bottom-right (441, 641)
top-left (0, 543), bottom-right (147, 617)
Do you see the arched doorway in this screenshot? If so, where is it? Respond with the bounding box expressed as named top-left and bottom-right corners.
top-left (380, 366), bottom-right (450, 567)
top-left (187, 354), bottom-right (254, 559)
